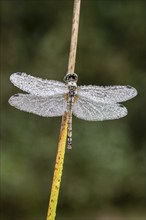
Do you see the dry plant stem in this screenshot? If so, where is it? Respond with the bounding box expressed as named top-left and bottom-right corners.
top-left (46, 112), bottom-right (68, 220)
top-left (46, 0), bottom-right (81, 220)
top-left (67, 0), bottom-right (81, 73)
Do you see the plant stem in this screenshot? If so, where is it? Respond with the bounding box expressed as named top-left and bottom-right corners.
top-left (46, 112), bottom-right (68, 220)
top-left (46, 0), bottom-right (81, 219)
top-left (68, 0), bottom-right (81, 73)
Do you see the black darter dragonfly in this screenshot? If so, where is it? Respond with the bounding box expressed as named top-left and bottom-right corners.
top-left (9, 72), bottom-right (137, 149)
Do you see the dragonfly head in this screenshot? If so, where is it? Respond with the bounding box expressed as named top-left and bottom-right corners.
top-left (64, 73), bottom-right (78, 84)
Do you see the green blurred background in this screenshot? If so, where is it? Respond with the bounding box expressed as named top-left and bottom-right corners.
top-left (1, 0), bottom-right (145, 220)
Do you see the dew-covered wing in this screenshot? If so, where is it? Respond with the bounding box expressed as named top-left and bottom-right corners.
top-left (8, 94), bottom-right (67, 117)
top-left (73, 96), bottom-right (127, 121)
top-left (10, 72), bottom-right (68, 96)
top-left (78, 85), bottom-right (137, 103)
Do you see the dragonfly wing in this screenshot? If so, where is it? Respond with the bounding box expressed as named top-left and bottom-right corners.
top-left (78, 85), bottom-right (137, 103)
top-left (10, 72), bottom-right (68, 96)
top-left (73, 96), bottom-right (127, 121)
top-left (8, 93), bottom-right (67, 117)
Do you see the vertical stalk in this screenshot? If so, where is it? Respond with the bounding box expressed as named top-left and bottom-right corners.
top-left (68, 0), bottom-right (81, 73)
top-left (46, 113), bottom-right (68, 220)
top-left (46, 0), bottom-right (81, 220)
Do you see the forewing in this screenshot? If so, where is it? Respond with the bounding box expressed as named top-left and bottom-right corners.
top-left (10, 72), bottom-right (68, 96)
top-left (73, 96), bottom-right (127, 121)
top-left (78, 85), bottom-right (137, 103)
top-left (8, 94), bottom-right (67, 117)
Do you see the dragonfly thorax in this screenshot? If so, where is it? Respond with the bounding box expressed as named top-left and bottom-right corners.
top-left (68, 81), bottom-right (77, 87)
top-left (68, 87), bottom-right (77, 97)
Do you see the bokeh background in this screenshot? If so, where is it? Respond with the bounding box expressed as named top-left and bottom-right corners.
top-left (1, 0), bottom-right (145, 220)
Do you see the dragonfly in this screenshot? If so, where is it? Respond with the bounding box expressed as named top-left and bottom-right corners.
top-left (9, 72), bottom-right (137, 149)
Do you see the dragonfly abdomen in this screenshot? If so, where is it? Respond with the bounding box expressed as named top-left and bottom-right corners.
top-left (67, 93), bottom-right (74, 149)
top-left (67, 115), bottom-right (72, 149)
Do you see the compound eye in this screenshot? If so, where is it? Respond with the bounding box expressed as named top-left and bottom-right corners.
top-left (74, 73), bottom-right (78, 81)
top-left (69, 75), bottom-right (75, 80)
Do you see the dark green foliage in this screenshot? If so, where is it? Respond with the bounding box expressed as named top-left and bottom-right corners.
top-left (1, 0), bottom-right (145, 219)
